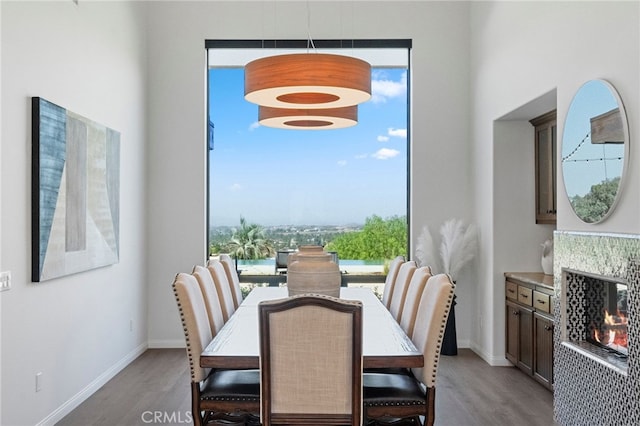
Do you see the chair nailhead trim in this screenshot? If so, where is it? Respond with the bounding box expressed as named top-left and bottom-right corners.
top-left (203, 396), bottom-right (260, 402)
top-left (172, 282), bottom-right (198, 382)
top-left (364, 401), bottom-right (426, 407)
top-left (429, 279), bottom-right (455, 385)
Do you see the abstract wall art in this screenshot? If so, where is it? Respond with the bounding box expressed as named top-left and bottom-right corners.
top-left (32, 97), bottom-right (120, 282)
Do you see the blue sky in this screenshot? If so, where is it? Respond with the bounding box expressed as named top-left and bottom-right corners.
top-left (562, 80), bottom-right (625, 198)
top-left (208, 67), bottom-right (408, 226)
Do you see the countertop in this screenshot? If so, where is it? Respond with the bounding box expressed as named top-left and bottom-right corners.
top-left (504, 272), bottom-right (554, 290)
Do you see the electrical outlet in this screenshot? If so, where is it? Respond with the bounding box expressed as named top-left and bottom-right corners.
top-left (36, 372), bottom-right (43, 392)
top-left (0, 271), bottom-right (11, 292)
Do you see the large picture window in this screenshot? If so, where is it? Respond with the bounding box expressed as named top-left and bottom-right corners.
top-left (206, 40), bottom-right (411, 279)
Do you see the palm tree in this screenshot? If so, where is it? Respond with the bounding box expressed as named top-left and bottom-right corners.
top-left (225, 216), bottom-right (275, 260)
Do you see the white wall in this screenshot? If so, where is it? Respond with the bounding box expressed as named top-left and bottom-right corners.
top-left (144, 1), bottom-right (474, 348)
top-left (1, 2), bottom-right (148, 425)
top-left (0, 1), bottom-right (3, 421)
top-left (470, 1), bottom-right (639, 362)
top-left (4, 1), bottom-right (635, 422)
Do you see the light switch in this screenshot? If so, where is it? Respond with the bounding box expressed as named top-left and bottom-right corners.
top-left (36, 372), bottom-right (43, 392)
top-left (0, 271), bottom-right (10, 292)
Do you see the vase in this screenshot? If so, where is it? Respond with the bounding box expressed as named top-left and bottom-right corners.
top-left (541, 239), bottom-right (554, 275)
top-left (287, 246), bottom-right (341, 297)
top-left (287, 245), bottom-right (325, 265)
top-left (441, 293), bottom-right (458, 356)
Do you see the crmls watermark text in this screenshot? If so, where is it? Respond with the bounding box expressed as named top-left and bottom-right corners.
top-left (141, 411), bottom-right (193, 424)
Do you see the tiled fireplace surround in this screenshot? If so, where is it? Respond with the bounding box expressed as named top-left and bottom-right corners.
top-left (554, 231), bottom-right (640, 425)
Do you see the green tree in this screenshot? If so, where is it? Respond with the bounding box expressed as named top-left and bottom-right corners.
top-left (325, 215), bottom-right (407, 260)
top-left (208, 242), bottom-right (222, 257)
top-left (225, 216), bottom-right (275, 260)
top-left (571, 177), bottom-right (620, 223)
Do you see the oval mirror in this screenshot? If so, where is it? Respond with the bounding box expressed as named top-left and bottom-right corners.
top-left (561, 79), bottom-right (629, 223)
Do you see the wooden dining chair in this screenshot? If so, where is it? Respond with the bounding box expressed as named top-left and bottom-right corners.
top-left (172, 272), bottom-right (260, 426)
top-left (192, 265), bottom-right (225, 337)
top-left (258, 294), bottom-right (363, 426)
top-left (218, 253), bottom-right (244, 308)
top-left (363, 273), bottom-right (455, 426)
top-left (388, 260), bottom-right (417, 323)
top-left (206, 259), bottom-right (236, 322)
top-left (399, 266), bottom-right (432, 338)
top-left (381, 256), bottom-right (405, 309)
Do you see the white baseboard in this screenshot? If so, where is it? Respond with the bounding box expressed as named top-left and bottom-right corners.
top-left (36, 342), bottom-right (148, 426)
top-left (469, 342), bottom-right (513, 366)
top-left (445, 340), bottom-right (512, 367)
top-left (456, 339), bottom-right (471, 348)
top-left (148, 339), bottom-right (185, 348)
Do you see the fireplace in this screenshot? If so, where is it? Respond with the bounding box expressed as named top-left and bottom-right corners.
top-left (554, 232), bottom-right (640, 425)
top-left (564, 269), bottom-right (629, 365)
top-left (585, 277), bottom-right (628, 357)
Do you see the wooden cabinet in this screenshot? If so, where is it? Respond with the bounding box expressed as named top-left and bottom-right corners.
top-left (533, 312), bottom-right (554, 388)
top-left (506, 300), bottom-right (533, 375)
top-left (504, 273), bottom-right (554, 390)
top-left (530, 110), bottom-right (557, 224)
top-left (505, 301), bottom-right (519, 364)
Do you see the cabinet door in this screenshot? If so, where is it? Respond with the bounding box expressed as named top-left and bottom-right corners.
top-left (506, 300), bottom-right (534, 374)
top-left (534, 312), bottom-right (554, 389)
top-left (517, 305), bottom-right (534, 375)
top-left (532, 110), bottom-right (557, 224)
top-left (506, 302), bottom-right (519, 365)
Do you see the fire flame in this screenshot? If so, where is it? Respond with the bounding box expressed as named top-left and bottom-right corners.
top-left (593, 309), bottom-right (628, 354)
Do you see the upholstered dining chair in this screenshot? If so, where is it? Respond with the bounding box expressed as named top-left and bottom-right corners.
top-left (172, 272), bottom-right (260, 426)
top-left (258, 294), bottom-right (363, 426)
top-left (218, 254), bottom-right (243, 309)
top-left (398, 266), bottom-right (432, 338)
top-left (207, 259), bottom-right (236, 322)
top-left (388, 260), bottom-right (417, 323)
top-left (381, 256), bottom-right (405, 309)
top-left (363, 274), bottom-right (455, 426)
top-left (192, 265), bottom-right (226, 337)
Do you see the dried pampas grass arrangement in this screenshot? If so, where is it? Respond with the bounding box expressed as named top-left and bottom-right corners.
top-left (415, 225), bottom-right (440, 272)
top-left (440, 219), bottom-right (478, 281)
top-left (415, 219), bottom-right (478, 282)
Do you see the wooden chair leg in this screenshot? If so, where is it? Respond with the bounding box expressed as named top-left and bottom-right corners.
top-left (425, 387), bottom-right (435, 426)
top-left (191, 382), bottom-right (204, 426)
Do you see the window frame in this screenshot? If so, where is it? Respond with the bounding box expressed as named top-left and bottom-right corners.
top-left (205, 39), bottom-right (412, 264)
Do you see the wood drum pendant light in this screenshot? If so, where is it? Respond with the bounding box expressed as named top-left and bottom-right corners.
top-left (259, 105), bottom-right (358, 130)
top-left (245, 53), bottom-right (372, 109)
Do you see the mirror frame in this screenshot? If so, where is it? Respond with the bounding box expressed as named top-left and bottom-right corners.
top-left (561, 79), bottom-right (630, 224)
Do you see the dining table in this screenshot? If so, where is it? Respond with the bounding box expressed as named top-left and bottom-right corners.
top-left (200, 286), bottom-right (423, 369)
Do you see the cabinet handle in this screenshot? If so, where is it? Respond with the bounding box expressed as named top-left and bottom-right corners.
top-left (536, 299), bottom-right (546, 304)
top-left (544, 325), bottom-right (553, 331)
top-left (513, 311), bottom-right (520, 316)
top-left (508, 289), bottom-right (515, 294)
top-left (520, 294), bottom-right (529, 298)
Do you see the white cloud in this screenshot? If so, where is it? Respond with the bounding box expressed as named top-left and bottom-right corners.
top-left (229, 183), bottom-right (243, 191)
top-left (372, 148), bottom-right (400, 160)
top-left (371, 71), bottom-right (407, 104)
top-left (388, 128), bottom-right (407, 138)
top-left (355, 153), bottom-right (368, 159)
top-left (377, 135), bottom-right (390, 142)
top-left (337, 160), bottom-right (347, 167)
top-left (249, 121), bottom-right (260, 131)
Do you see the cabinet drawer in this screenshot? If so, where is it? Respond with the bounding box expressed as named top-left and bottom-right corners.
top-left (517, 286), bottom-right (533, 306)
top-left (506, 281), bottom-right (518, 301)
top-left (533, 291), bottom-right (551, 313)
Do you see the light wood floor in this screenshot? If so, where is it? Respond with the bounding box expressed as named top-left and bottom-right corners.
top-left (57, 348), bottom-right (556, 426)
